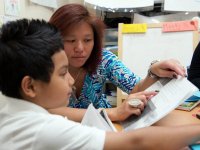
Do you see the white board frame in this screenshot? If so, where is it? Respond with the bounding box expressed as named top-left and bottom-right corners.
top-left (117, 23), bottom-right (199, 106)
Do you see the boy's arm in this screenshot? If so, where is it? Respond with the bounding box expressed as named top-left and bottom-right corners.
top-left (48, 90), bottom-right (155, 122)
top-left (48, 104), bottom-right (148, 123)
top-left (104, 125), bottom-right (200, 150)
top-left (48, 107), bottom-right (86, 122)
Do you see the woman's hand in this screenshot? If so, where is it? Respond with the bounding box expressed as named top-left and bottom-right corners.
top-left (111, 91), bottom-right (157, 121)
top-left (150, 59), bottom-right (187, 78)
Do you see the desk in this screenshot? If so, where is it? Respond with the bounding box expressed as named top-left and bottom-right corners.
top-left (154, 105), bottom-right (200, 126)
top-left (114, 105), bottom-right (200, 131)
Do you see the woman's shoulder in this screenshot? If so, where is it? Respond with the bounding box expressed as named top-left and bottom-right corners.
top-left (101, 49), bottom-right (118, 63)
top-left (102, 49), bottom-right (116, 57)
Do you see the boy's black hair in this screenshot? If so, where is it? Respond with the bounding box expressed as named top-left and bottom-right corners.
top-left (0, 19), bottom-right (64, 99)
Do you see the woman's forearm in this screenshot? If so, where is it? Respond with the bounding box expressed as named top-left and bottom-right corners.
top-left (131, 76), bottom-right (158, 94)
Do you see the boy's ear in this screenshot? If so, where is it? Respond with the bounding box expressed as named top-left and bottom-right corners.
top-left (21, 76), bottom-right (36, 98)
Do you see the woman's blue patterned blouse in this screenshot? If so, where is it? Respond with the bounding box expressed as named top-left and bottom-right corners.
top-left (68, 50), bottom-right (141, 109)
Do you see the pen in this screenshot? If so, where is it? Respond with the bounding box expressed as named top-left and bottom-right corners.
top-left (196, 113), bottom-right (200, 119)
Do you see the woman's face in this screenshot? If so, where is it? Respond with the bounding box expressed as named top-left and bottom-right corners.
top-left (63, 22), bottom-right (94, 68)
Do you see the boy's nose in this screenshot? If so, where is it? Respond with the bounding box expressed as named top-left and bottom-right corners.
top-left (68, 73), bottom-right (75, 86)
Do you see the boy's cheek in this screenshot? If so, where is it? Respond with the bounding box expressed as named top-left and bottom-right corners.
top-left (66, 101), bottom-right (69, 106)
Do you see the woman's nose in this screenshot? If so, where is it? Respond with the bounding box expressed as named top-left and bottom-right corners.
top-left (74, 41), bottom-right (84, 53)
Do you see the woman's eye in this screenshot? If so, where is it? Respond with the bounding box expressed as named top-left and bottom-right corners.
top-left (85, 39), bottom-right (92, 42)
top-left (65, 40), bottom-right (75, 43)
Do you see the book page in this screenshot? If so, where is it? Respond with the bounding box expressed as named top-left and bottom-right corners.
top-left (122, 77), bottom-right (198, 131)
top-left (100, 109), bottom-right (117, 132)
top-left (81, 104), bottom-right (115, 131)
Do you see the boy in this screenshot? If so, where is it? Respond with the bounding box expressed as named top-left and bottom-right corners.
top-left (0, 19), bottom-right (200, 150)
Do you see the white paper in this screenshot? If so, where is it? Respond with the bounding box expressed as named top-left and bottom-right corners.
top-left (4, 0), bottom-right (20, 16)
top-left (122, 77), bottom-right (198, 131)
top-left (81, 104), bottom-right (116, 131)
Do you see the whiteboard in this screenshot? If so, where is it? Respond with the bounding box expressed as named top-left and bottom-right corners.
top-left (117, 23), bottom-right (199, 106)
top-left (119, 23), bottom-right (199, 79)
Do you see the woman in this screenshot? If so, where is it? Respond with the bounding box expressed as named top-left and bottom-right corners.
top-left (49, 4), bottom-right (186, 122)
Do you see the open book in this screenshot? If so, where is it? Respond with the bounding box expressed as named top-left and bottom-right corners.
top-left (82, 77), bottom-right (198, 132)
top-left (121, 77), bottom-right (198, 131)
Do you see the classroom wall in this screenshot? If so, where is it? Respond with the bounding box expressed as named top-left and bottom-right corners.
top-left (0, 0), bottom-right (4, 15)
top-left (0, 0), bottom-right (55, 21)
top-left (0, 0), bottom-right (95, 23)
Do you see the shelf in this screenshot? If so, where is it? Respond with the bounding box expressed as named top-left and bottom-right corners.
top-left (104, 42), bottom-right (118, 46)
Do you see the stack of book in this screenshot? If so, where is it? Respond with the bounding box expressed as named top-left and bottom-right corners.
top-left (176, 91), bottom-right (200, 111)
